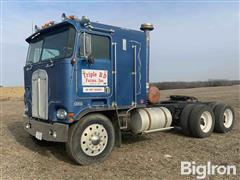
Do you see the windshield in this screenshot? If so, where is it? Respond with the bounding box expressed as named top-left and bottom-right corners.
top-left (26, 26), bottom-right (76, 64)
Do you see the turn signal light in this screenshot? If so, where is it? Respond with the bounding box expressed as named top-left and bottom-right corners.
top-left (68, 113), bottom-right (75, 117)
top-left (68, 118), bottom-right (74, 123)
top-left (68, 15), bottom-right (76, 20)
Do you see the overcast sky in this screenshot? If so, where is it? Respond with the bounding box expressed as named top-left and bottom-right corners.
top-left (1, 0), bottom-right (239, 86)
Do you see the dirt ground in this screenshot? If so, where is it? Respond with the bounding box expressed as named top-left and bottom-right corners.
top-left (1, 85), bottom-right (240, 180)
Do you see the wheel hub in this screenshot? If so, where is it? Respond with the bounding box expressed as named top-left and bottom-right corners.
top-left (223, 109), bottom-right (233, 128)
top-left (200, 118), bottom-right (206, 126)
top-left (200, 111), bottom-right (212, 133)
top-left (80, 124), bottom-right (108, 156)
top-left (91, 135), bottom-right (100, 145)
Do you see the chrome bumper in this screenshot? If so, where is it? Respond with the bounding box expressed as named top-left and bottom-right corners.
top-left (23, 115), bottom-right (68, 142)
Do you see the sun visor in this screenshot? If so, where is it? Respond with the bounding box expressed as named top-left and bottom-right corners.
top-left (25, 21), bottom-right (75, 43)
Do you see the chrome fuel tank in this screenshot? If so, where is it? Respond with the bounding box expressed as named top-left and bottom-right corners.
top-left (130, 107), bottom-right (172, 134)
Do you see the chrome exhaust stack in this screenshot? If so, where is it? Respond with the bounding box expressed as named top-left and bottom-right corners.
top-left (140, 23), bottom-right (154, 92)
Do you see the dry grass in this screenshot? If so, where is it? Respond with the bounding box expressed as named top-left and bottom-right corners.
top-left (1, 85), bottom-right (240, 180)
top-left (0, 87), bottom-right (24, 101)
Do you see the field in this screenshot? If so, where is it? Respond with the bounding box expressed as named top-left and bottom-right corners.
top-left (1, 86), bottom-right (239, 179)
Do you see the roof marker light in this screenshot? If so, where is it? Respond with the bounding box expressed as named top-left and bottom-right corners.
top-left (42, 21), bottom-right (55, 29)
top-left (68, 15), bottom-right (77, 20)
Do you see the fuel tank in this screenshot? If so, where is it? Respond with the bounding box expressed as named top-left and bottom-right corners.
top-left (130, 107), bottom-right (172, 134)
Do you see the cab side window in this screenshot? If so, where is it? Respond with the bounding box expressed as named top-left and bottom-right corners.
top-left (91, 35), bottom-right (110, 60)
top-left (80, 33), bottom-right (110, 60)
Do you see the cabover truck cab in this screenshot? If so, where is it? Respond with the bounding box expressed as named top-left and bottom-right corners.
top-left (24, 14), bottom-right (235, 165)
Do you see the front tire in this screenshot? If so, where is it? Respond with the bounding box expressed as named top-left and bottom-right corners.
top-left (66, 114), bottom-right (115, 165)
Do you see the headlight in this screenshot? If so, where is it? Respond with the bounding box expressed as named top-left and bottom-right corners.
top-left (56, 109), bottom-right (67, 120)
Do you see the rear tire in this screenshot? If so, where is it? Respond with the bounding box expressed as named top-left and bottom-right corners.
top-left (214, 104), bottom-right (235, 133)
top-left (180, 104), bottom-right (195, 136)
top-left (208, 102), bottom-right (220, 110)
top-left (66, 114), bottom-right (115, 165)
top-left (189, 105), bottom-right (215, 138)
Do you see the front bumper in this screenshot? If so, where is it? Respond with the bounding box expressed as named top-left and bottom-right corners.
top-left (23, 115), bottom-right (68, 142)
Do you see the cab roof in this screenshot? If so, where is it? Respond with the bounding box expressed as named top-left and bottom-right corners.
top-left (26, 17), bottom-right (144, 43)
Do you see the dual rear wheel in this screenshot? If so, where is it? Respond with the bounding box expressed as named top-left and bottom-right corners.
top-left (208, 102), bottom-right (235, 133)
top-left (180, 103), bottom-right (234, 138)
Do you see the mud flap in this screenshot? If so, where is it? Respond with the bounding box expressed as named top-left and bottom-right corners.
top-left (112, 117), bottom-right (122, 148)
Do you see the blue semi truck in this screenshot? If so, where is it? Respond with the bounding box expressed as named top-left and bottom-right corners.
top-left (23, 14), bottom-right (235, 165)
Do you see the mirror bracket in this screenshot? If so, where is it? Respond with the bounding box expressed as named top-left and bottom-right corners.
top-left (80, 32), bottom-right (94, 64)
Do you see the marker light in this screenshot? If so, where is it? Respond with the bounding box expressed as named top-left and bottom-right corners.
top-left (42, 21), bottom-right (55, 29)
top-left (68, 113), bottom-right (75, 117)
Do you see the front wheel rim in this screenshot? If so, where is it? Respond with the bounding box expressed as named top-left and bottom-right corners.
top-left (223, 109), bottom-right (233, 128)
top-left (200, 111), bottom-right (213, 133)
top-left (80, 124), bottom-right (108, 156)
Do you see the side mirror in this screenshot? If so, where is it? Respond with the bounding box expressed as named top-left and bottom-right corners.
top-left (80, 33), bottom-right (94, 64)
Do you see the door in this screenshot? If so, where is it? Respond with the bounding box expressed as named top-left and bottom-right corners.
top-left (77, 32), bottom-right (113, 105)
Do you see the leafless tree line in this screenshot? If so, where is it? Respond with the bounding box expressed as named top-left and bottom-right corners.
top-left (151, 80), bottom-right (240, 90)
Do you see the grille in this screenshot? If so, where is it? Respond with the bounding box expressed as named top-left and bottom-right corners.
top-left (32, 69), bottom-right (48, 120)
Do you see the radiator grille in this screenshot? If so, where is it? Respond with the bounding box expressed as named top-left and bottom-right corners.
top-left (32, 69), bottom-right (48, 120)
